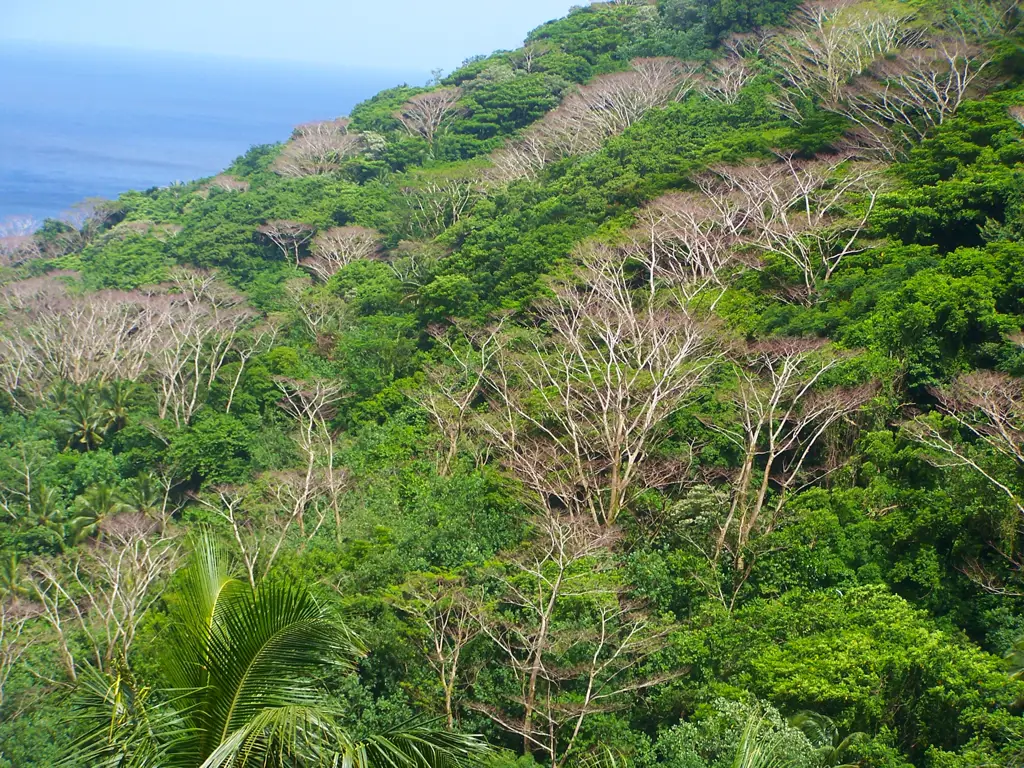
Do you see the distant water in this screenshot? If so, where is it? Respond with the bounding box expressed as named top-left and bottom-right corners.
top-left (0, 42), bottom-right (422, 222)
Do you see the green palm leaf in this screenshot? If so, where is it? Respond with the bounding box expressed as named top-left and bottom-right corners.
top-left (732, 710), bottom-right (791, 768)
top-left (358, 719), bottom-right (494, 768)
top-left (196, 580), bottom-right (362, 758)
top-left (59, 666), bottom-right (196, 768)
top-left (69, 484), bottom-right (133, 543)
top-left (63, 533), bottom-right (490, 768)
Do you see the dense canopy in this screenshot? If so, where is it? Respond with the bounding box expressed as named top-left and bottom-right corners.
top-left (1, 1), bottom-right (1024, 767)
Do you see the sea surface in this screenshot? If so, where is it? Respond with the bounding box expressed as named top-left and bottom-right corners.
top-left (0, 42), bottom-right (422, 222)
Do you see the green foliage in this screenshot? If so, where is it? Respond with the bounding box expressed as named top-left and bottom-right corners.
top-left (61, 535), bottom-right (490, 767)
top-left (4, 3), bottom-right (1024, 767)
top-left (167, 411), bottom-right (258, 487)
top-left (660, 0), bottom-right (802, 44)
top-left (698, 586), bottom-right (1024, 761)
top-left (60, 233), bottom-right (173, 289)
top-left (434, 91), bottom-right (795, 313)
top-left (656, 698), bottom-right (818, 768)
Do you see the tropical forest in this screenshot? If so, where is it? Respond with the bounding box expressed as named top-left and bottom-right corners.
top-left (1, 0), bottom-right (1023, 765)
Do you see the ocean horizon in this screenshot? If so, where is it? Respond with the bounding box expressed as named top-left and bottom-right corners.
top-left (0, 42), bottom-right (425, 222)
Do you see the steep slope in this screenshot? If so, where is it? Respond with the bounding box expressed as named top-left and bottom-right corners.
top-left (1, 1), bottom-right (1024, 767)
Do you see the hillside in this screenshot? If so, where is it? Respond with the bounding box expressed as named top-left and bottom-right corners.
top-left (1, 1), bottom-right (1024, 766)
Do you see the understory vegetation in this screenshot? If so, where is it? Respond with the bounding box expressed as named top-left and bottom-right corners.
top-left (1, 0), bottom-right (1024, 766)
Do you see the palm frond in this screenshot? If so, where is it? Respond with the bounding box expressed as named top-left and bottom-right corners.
top-left (61, 533), bottom-right (488, 768)
top-left (200, 710), bottom-right (491, 768)
top-left (199, 705), bottom-right (344, 768)
top-left (59, 666), bottom-right (196, 768)
top-left (163, 531), bottom-right (249, 693)
top-left (788, 710), bottom-right (837, 748)
top-left (198, 578), bottom-right (363, 753)
top-left (732, 709), bottom-right (791, 768)
top-left (358, 718), bottom-right (493, 768)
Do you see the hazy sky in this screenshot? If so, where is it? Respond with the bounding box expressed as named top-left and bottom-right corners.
top-left (1, 0), bottom-right (575, 72)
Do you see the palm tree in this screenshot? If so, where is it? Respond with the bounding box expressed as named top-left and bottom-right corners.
top-left (124, 473), bottom-right (162, 517)
top-left (790, 711), bottom-right (867, 768)
top-left (26, 482), bottom-right (65, 532)
top-left (17, 482), bottom-right (69, 550)
top-left (0, 553), bottom-right (25, 599)
top-left (101, 380), bottom-right (137, 432)
top-left (63, 534), bottom-right (490, 767)
top-left (47, 379), bottom-right (74, 411)
top-left (732, 709), bottom-right (796, 768)
top-left (58, 387), bottom-right (108, 451)
top-left (69, 484), bottom-right (133, 544)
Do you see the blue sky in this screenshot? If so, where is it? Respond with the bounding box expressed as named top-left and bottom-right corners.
top-left (1, 0), bottom-right (575, 72)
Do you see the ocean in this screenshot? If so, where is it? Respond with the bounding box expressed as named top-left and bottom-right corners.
top-left (0, 42), bottom-right (422, 222)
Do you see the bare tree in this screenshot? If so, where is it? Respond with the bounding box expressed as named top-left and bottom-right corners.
top-left (395, 88), bottom-right (464, 144)
top-left (302, 225), bottom-right (382, 282)
top-left (946, 0), bottom-right (1022, 38)
top-left (542, 58), bottom-right (701, 155)
top-left (477, 243), bottom-right (718, 527)
top-left (193, 487), bottom-right (261, 589)
top-left (207, 174), bottom-right (250, 192)
top-left (272, 119), bottom-right (364, 177)
top-left (723, 29), bottom-right (775, 58)
top-left (0, 216), bottom-right (39, 239)
top-left (0, 600), bottom-right (35, 710)
top-left (701, 55), bottom-right (754, 103)
top-left (193, 473), bottom-right (339, 591)
top-left (24, 559), bottom-right (82, 683)
top-left (0, 280), bottom-right (177, 398)
top-left (699, 153), bottom-right (884, 299)
top-left (904, 370), bottom-right (1024, 594)
top-left (25, 517), bottom-right (178, 682)
top-left (907, 371), bottom-right (1024, 516)
top-left (257, 220), bottom-right (315, 265)
top-left (79, 516), bottom-right (179, 667)
top-left (224, 321), bottom-right (280, 415)
top-left (0, 216), bottom-right (41, 267)
top-left (828, 36), bottom-right (994, 153)
top-left (769, 0), bottom-right (911, 103)
top-left (207, 420), bottom-right (348, 583)
top-left (153, 271), bottom-right (254, 427)
top-left (284, 278), bottom-right (347, 342)
top-left (622, 191), bottom-right (749, 307)
top-left (769, 0), bottom-right (993, 156)
top-left (0, 448), bottom-right (46, 523)
top-left (473, 517), bottom-right (672, 766)
top-left (511, 42), bottom-right (555, 73)
top-left (486, 132), bottom-right (553, 185)
top-left (261, 470), bottom-right (328, 553)
top-left (396, 573), bottom-right (482, 729)
top-left (692, 339), bottom-right (874, 608)
top-left (404, 177), bottom-right (478, 236)
top-left (276, 378), bottom-right (347, 536)
top-left (487, 57), bottom-right (701, 183)
top-left (0, 274), bottom-right (256, 419)
top-left (411, 322), bottom-right (505, 475)
top-left (60, 198), bottom-right (124, 243)
top-left (2, 239), bottom-right (43, 269)
top-left (629, 56), bottom-right (703, 109)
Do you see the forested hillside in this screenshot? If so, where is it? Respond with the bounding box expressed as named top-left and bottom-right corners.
top-left (1, 0), bottom-right (1023, 765)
